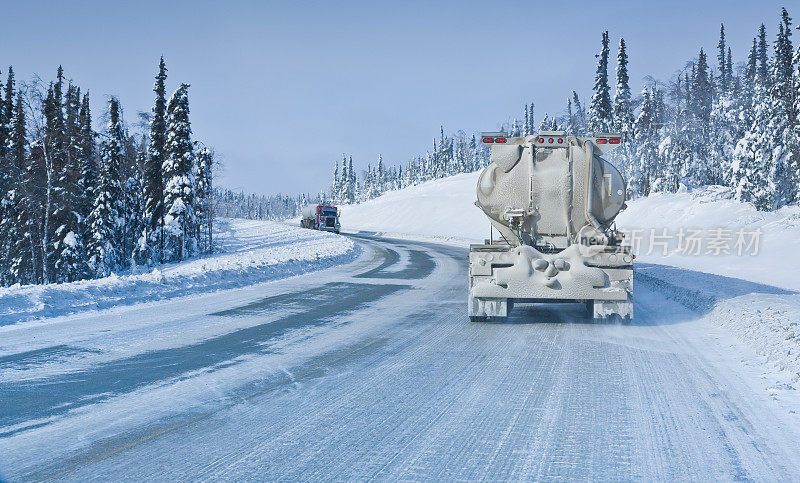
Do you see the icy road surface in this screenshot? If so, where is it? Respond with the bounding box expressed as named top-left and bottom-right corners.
top-left (1, 234), bottom-right (800, 480)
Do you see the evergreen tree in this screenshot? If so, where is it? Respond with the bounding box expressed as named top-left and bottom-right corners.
top-left (527, 103), bottom-right (535, 134)
top-left (757, 24), bottom-right (770, 88)
top-left (144, 57), bottom-right (168, 264)
top-left (76, 92), bottom-right (97, 264)
top-left (613, 38), bottom-right (635, 185)
top-left (347, 156), bottom-right (355, 203)
top-left (732, 29), bottom-right (775, 211)
top-left (692, 49), bottom-right (713, 124)
top-left (331, 158), bottom-right (340, 201)
top-left (86, 98), bottom-right (125, 276)
top-left (162, 84), bottom-right (195, 262)
top-left (589, 31), bottom-right (613, 133)
top-left (633, 87), bottom-right (663, 196)
top-left (194, 143), bottom-right (213, 254)
top-left (53, 81), bottom-right (87, 282)
top-left (769, 11), bottom-right (798, 206)
top-left (0, 67), bottom-right (14, 159)
top-left (6, 93), bottom-right (35, 284)
top-left (717, 24), bottom-right (730, 91)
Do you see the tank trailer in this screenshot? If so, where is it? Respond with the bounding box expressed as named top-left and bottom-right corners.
top-left (469, 131), bottom-right (633, 321)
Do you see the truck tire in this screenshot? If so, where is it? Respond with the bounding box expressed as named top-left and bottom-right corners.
top-left (470, 316), bottom-right (488, 322)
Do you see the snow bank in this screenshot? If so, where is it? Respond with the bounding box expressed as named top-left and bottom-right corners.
top-left (617, 186), bottom-right (800, 291)
top-left (0, 219), bottom-right (358, 326)
top-left (339, 172), bottom-right (487, 243)
top-left (637, 264), bottom-right (800, 379)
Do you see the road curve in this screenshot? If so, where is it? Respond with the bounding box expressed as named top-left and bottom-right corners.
top-left (1, 233), bottom-right (799, 480)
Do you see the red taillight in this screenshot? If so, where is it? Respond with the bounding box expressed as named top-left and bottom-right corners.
top-left (596, 138), bottom-right (608, 144)
top-left (548, 138), bottom-right (554, 143)
top-left (557, 138), bottom-right (563, 144)
top-left (482, 137), bottom-right (494, 143)
top-left (495, 137), bottom-right (507, 143)
top-left (537, 138), bottom-right (544, 143)
top-left (608, 138), bottom-right (620, 144)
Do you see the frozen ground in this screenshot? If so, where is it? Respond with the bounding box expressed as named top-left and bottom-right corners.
top-left (1, 234), bottom-right (799, 480)
top-left (0, 218), bottom-right (358, 326)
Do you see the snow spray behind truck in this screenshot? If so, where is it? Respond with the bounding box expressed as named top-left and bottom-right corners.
top-left (301, 204), bottom-right (341, 234)
top-left (468, 131), bottom-right (633, 321)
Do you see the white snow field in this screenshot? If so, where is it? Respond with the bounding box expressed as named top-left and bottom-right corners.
top-left (0, 218), bottom-right (358, 326)
top-left (3, 175), bottom-right (800, 480)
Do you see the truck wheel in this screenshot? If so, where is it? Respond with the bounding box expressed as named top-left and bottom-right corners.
top-left (470, 316), bottom-right (488, 322)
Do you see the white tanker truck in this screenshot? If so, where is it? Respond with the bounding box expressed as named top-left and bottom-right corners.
top-left (469, 131), bottom-right (633, 321)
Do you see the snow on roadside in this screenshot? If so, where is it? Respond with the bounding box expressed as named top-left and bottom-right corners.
top-left (637, 265), bottom-right (800, 380)
top-left (0, 218), bottom-right (358, 326)
top-left (338, 172), bottom-right (487, 243)
top-left (617, 186), bottom-right (800, 292)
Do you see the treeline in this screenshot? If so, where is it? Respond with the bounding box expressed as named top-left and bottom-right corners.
top-left (328, 8), bottom-right (800, 212)
top-left (0, 58), bottom-right (214, 287)
top-left (328, 128), bottom-right (488, 204)
top-left (213, 188), bottom-right (318, 221)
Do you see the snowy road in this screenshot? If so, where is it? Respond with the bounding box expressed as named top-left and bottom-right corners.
top-left (2, 234), bottom-right (800, 480)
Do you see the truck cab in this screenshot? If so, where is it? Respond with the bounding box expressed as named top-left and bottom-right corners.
top-left (317, 205), bottom-right (341, 233)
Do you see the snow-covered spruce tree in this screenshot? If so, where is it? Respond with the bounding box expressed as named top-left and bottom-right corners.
top-left (331, 158), bottom-right (340, 202)
top-left (52, 81), bottom-right (87, 282)
top-left (0, 68), bottom-right (8, 160)
top-left (732, 26), bottom-right (775, 211)
top-left (123, 139), bottom-right (146, 268)
top-left (717, 24), bottom-right (731, 93)
top-left (612, 37), bottom-right (636, 188)
top-left (656, 74), bottom-right (692, 193)
top-left (688, 49), bottom-right (713, 186)
top-left (86, 97), bottom-right (125, 276)
top-left (162, 83), bottom-right (196, 262)
top-left (0, 68), bottom-right (10, 284)
top-left (523, 104), bottom-right (530, 137)
top-left (347, 156), bottom-right (356, 203)
top-left (143, 57), bottom-right (168, 264)
top-left (76, 92), bottom-right (97, 260)
top-left (769, 9), bottom-right (799, 207)
top-left (5, 93), bottom-right (35, 285)
top-left (632, 87), bottom-right (663, 196)
top-left (376, 154), bottom-right (386, 195)
top-left (338, 156), bottom-right (348, 202)
top-left (194, 143), bottom-right (213, 254)
top-left (589, 31), bottom-right (613, 134)
top-left (708, 26), bottom-right (738, 186)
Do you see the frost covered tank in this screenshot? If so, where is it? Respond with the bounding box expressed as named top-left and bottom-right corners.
top-left (468, 131), bottom-right (633, 321)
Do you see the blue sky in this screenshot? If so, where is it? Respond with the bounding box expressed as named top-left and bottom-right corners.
top-left (3, 0), bottom-right (792, 194)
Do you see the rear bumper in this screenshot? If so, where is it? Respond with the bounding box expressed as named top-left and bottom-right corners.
top-left (468, 244), bottom-right (633, 318)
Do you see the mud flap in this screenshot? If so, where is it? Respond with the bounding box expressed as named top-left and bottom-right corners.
top-left (468, 296), bottom-right (508, 318)
top-left (592, 297), bottom-right (634, 319)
